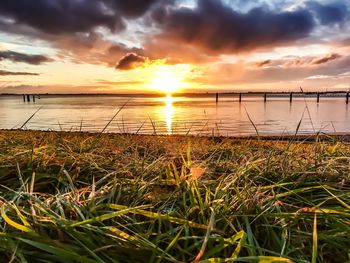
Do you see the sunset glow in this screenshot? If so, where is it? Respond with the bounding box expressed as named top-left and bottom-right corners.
top-left (148, 66), bottom-right (190, 94)
top-left (0, 0), bottom-right (349, 94)
top-left (2, 2), bottom-right (350, 261)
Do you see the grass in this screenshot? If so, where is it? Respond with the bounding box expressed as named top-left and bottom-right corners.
top-left (0, 130), bottom-right (349, 262)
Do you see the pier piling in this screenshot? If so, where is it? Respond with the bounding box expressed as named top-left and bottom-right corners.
top-left (264, 93), bottom-right (267, 103)
top-left (22, 94), bottom-right (25, 102)
top-left (317, 92), bottom-right (320, 103)
top-left (290, 92), bottom-right (293, 103)
top-left (216, 93), bottom-right (219, 103)
top-left (26, 94), bottom-right (30, 102)
top-left (239, 93), bottom-right (242, 102)
top-left (32, 95), bottom-right (35, 103)
top-left (347, 92), bottom-right (349, 104)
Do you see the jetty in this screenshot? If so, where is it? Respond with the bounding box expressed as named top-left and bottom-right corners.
top-left (214, 91), bottom-right (350, 104)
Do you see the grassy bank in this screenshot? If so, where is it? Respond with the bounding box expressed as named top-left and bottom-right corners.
top-left (0, 130), bottom-right (349, 262)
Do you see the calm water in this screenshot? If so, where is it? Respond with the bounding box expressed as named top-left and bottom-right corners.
top-left (1, 94), bottom-right (349, 136)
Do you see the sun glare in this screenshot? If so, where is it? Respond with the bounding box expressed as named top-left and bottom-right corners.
top-left (164, 94), bottom-right (174, 134)
top-left (149, 66), bottom-right (189, 94)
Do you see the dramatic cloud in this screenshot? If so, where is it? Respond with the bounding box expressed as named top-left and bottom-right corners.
top-left (1, 0), bottom-right (349, 94)
top-left (0, 0), bottom-right (123, 34)
top-left (0, 70), bottom-right (39, 76)
top-left (107, 0), bottom-right (163, 18)
top-left (1, 0), bottom-right (347, 69)
top-left (102, 44), bottom-right (144, 66)
top-left (0, 0), bottom-right (170, 35)
top-left (152, 0), bottom-right (315, 53)
top-left (0, 0), bottom-right (168, 68)
top-left (116, 53), bottom-right (148, 70)
top-left (307, 1), bottom-right (348, 26)
top-left (0, 50), bottom-right (52, 65)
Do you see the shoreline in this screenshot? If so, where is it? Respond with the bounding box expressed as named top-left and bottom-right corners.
top-left (1, 128), bottom-right (350, 142)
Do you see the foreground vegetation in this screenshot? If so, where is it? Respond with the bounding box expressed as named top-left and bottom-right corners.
top-left (0, 130), bottom-right (350, 262)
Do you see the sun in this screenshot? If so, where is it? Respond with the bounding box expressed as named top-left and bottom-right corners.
top-left (149, 66), bottom-right (187, 94)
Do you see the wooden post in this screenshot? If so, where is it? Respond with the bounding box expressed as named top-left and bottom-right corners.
top-left (239, 93), bottom-right (242, 102)
top-left (32, 95), bottom-right (35, 103)
top-left (216, 93), bottom-right (219, 103)
top-left (264, 93), bottom-right (267, 103)
top-left (346, 92), bottom-right (349, 104)
top-left (317, 92), bottom-right (320, 103)
top-left (22, 94), bottom-right (25, 102)
top-left (289, 92), bottom-right (293, 103)
top-left (26, 94), bottom-right (30, 102)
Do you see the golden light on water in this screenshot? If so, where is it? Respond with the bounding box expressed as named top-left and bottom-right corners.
top-left (164, 94), bottom-right (174, 134)
top-left (147, 64), bottom-right (193, 134)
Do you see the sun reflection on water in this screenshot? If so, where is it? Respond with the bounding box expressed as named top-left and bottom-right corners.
top-left (164, 94), bottom-right (174, 134)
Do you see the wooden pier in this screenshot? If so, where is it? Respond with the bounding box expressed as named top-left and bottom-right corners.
top-left (14, 92), bottom-right (350, 104)
top-left (22, 94), bottom-right (39, 103)
top-left (214, 91), bottom-right (350, 103)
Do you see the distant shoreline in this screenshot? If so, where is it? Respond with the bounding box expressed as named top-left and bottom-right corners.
top-left (1, 90), bottom-right (349, 98)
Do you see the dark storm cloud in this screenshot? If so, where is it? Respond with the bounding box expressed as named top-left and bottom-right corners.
top-left (0, 0), bottom-right (170, 67)
top-left (105, 44), bottom-right (144, 66)
top-left (115, 53), bottom-right (148, 70)
top-left (1, 0), bottom-right (348, 69)
top-left (0, 50), bottom-right (52, 65)
top-left (0, 70), bottom-right (39, 76)
top-left (0, 0), bottom-right (170, 35)
top-left (0, 0), bottom-right (123, 34)
top-left (107, 0), bottom-right (163, 18)
top-left (152, 0), bottom-right (315, 53)
top-left (307, 1), bottom-right (348, 26)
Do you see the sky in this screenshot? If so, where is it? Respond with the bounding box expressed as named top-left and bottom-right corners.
top-left (0, 0), bottom-right (350, 94)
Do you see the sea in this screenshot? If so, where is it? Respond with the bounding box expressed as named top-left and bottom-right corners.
top-left (1, 94), bottom-right (349, 136)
